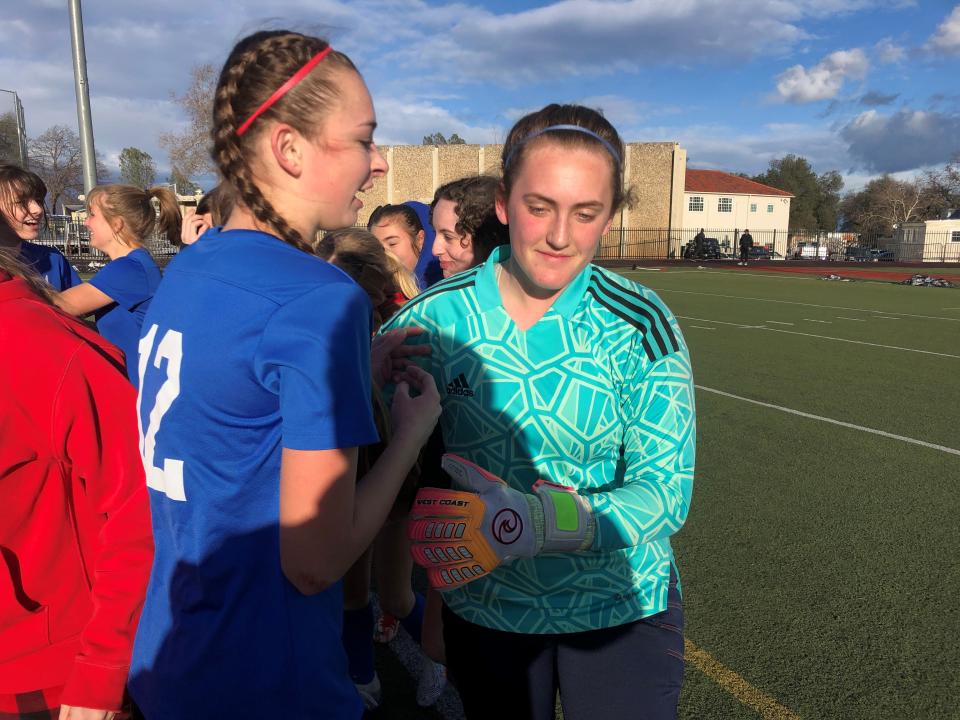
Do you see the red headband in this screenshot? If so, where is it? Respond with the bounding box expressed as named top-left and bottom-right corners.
top-left (236, 46), bottom-right (334, 137)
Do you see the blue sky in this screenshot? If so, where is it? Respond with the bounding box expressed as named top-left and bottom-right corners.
top-left (2, 0), bottom-right (958, 191)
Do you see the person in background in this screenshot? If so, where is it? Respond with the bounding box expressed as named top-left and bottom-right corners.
top-left (368, 203), bottom-right (424, 277)
top-left (317, 227), bottom-right (447, 709)
top-left (738, 228), bottom-right (753, 266)
top-left (693, 227), bottom-right (706, 261)
top-left (53, 184), bottom-right (180, 387)
top-left (430, 175), bottom-right (507, 278)
top-left (179, 184), bottom-right (236, 246)
top-left (0, 164), bottom-right (80, 291)
top-left (0, 248), bottom-right (153, 720)
top-left (406, 201), bottom-right (443, 289)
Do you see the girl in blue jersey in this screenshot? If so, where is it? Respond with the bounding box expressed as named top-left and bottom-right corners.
top-left (53, 184), bottom-right (179, 387)
top-left (0, 164), bottom-right (81, 291)
top-left (128, 30), bottom-right (440, 720)
top-left (392, 105), bottom-right (696, 720)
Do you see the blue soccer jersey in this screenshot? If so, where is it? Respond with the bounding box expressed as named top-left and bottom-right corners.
top-left (19, 241), bottom-right (81, 291)
top-left (382, 246), bottom-right (696, 634)
top-left (129, 229), bottom-right (378, 719)
top-left (88, 248), bottom-right (161, 387)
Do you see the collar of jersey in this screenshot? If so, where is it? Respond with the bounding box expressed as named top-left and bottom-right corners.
top-left (475, 244), bottom-right (593, 318)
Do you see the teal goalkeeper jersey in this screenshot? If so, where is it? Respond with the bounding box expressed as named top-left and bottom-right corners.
top-left (382, 246), bottom-right (696, 634)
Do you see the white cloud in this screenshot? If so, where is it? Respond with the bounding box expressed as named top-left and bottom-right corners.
top-left (840, 108), bottom-right (960, 172)
top-left (874, 37), bottom-right (906, 63)
top-left (374, 97), bottom-right (502, 146)
top-left (382, 0), bottom-right (824, 86)
top-left (774, 48), bottom-right (870, 103)
top-left (928, 4), bottom-right (960, 54)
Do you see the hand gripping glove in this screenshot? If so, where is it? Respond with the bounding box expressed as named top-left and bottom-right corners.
top-left (407, 454), bottom-right (595, 591)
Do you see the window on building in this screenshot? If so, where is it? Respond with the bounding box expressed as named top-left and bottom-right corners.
top-left (718, 197), bottom-right (733, 213)
top-left (689, 196), bottom-right (704, 212)
top-left (952, 231), bottom-right (960, 243)
top-left (750, 203), bottom-right (757, 212)
top-left (767, 204), bottom-right (774, 213)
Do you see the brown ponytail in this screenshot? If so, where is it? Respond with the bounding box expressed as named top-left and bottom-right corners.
top-left (212, 30), bottom-right (358, 254)
top-left (86, 183), bottom-right (183, 246)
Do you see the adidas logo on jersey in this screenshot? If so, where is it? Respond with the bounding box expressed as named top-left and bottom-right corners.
top-left (446, 373), bottom-right (474, 397)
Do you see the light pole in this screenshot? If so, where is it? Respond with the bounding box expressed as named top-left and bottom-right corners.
top-left (0, 88), bottom-right (28, 167)
top-left (68, 0), bottom-right (97, 193)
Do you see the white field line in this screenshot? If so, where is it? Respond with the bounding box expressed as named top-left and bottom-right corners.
top-left (676, 315), bottom-right (960, 359)
top-left (696, 385), bottom-right (960, 457)
top-left (766, 320), bottom-right (794, 325)
top-left (874, 316), bottom-right (899, 319)
top-left (836, 316), bottom-right (867, 321)
top-left (803, 318), bottom-right (832, 323)
top-left (650, 288), bottom-right (960, 322)
top-left (688, 325), bottom-right (717, 330)
top-left (629, 268), bottom-right (818, 282)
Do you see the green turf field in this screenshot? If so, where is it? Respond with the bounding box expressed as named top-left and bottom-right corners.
top-left (622, 266), bottom-right (960, 720)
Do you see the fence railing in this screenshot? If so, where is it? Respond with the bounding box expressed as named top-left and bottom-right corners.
top-left (36, 223), bottom-right (960, 267)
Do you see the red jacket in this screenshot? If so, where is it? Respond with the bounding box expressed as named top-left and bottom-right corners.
top-left (0, 273), bottom-right (153, 711)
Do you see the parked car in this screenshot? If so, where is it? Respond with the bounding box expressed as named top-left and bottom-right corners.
top-left (683, 237), bottom-right (723, 260)
top-left (844, 245), bottom-right (872, 262)
top-left (794, 241), bottom-right (829, 259)
top-left (844, 246), bottom-right (895, 262)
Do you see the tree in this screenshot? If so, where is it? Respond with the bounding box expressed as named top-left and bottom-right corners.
top-left (169, 169), bottom-right (201, 196)
top-left (921, 155), bottom-right (960, 218)
top-left (839, 175), bottom-right (926, 235)
top-left (422, 132), bottom-right (466, 145)
top-left (27, 125), bottom-right (108, 212)
top-left (160, 63), bottom-right (218, 181)
top-left (752, 155), bottom-right (843, 231)
top-left (119, 147), bottom-right (156, 189)
top-left (29, 125), bottom-right (83, 213)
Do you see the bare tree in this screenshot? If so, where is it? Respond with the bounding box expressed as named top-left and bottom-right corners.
top-left (160, 63), bottom-right (217, 182)
top-left (840, 175), bottom-right (927, 235)
top-left (27, 125), bottom-right (109, 212)
top-left (29, 125), bottom-right (83, 213)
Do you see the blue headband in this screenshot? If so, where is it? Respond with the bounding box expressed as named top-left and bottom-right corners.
top-left (503, 124), bottom-right (621, 169)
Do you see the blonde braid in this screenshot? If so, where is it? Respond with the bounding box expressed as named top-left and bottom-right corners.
top-left (211, 32), bottom-right (327, 254)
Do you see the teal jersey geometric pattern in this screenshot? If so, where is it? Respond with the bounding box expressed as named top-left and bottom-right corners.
top-left (382, 246), bottom-right (695, 634)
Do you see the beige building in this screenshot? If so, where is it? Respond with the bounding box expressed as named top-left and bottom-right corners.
top-left (896, 215), bottom-right (960, 262)
top-left (359, 142), bottom-right (687, 256)
top-left (682, 170), bottom-right (792, 256)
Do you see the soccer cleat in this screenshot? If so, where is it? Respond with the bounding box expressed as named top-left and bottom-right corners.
top-left (373, 612), bottom-right (399, 644)
top-left (416, 657), bottom-right (448, 707)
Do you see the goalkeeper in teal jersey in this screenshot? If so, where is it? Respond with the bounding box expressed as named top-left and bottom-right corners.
top-left (382, 105), bottom-right (695, 720)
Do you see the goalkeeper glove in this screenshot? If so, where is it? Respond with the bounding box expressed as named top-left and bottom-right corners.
top-left (407, 453), bottom-right (595, 591)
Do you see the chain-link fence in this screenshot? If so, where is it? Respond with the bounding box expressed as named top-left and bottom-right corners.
top-left (35, 221), bottom-right (960, 267)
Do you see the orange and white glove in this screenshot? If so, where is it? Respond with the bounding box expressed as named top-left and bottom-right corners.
top-left (408, 454), bottom-right (595, 591)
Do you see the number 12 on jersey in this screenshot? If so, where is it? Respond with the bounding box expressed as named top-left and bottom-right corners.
top-left (138, 324), bottom-right (186, 501)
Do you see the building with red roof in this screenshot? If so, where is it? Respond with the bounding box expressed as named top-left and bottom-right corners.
top-left (683, 169), bottom-right (793, 256)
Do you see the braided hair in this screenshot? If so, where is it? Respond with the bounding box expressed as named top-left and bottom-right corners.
top-left (211, 30), bottom-right (358, 254)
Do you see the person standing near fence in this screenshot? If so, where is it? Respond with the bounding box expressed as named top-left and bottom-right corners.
top-left (0, 164), bottom-right (81, 291)
top-left (0, 248), bottom-right (153, 720)
top-left (738, 228), bottom-right (753, 265)
top-left (386, 104), bottom-right (695, 720)
top-left (52, 184), bottom-right (179, 387)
